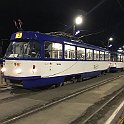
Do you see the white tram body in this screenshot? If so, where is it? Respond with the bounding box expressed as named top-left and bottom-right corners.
top-left (1, 31), bottom-right (124, 88)
top-left (109, 53), bottom-right (124, 71)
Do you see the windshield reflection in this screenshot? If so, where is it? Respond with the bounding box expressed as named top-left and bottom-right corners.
top-left (5, 40), bottom-right (41, 59)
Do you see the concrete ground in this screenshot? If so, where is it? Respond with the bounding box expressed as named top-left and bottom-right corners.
top-left (0, 70), bottom-right (124, 124)
top-left (116, 105), bottom-right (124, 124)
top-left (11, 75), bottom-right (124, 124)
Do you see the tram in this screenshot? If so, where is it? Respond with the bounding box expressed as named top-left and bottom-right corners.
top-left (1, 31), bottom-right (124, 88)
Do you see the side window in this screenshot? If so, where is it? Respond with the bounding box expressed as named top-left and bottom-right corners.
top-left (94, 50), bottom-right (99, 60)
top-left (121, 56), bottom-right (123, 62)
top-left (86, 49), bottom-right (93, 60)
top-left (118, 55), bottom-right (123, 62)
top-left (110, 53), bottom-right (118, 62)
top-left (31, 41), bottom-right (41, 58)
top-left (105, 52), bottom-right (110, 61)
top-left (77, 47), bottom-right (85, 60)
top-left (110, 54), bottom-right (114, 61)
top-left (64, 44), bottom-right (75, 59)
top-left (44, 41), bottom-right (62, 59)
top-left (118, 55), bottom-right (121, 62)
top-left (109, 53), bottom-right (110, 61)
top-left (100, 51), bottom-right (104, 60)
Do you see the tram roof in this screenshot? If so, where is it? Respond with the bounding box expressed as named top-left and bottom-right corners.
top-left (10, 31), bottom-right (108, 51)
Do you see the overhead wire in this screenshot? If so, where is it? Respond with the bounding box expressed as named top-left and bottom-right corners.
top-left (87, 0), bottom-right (108, 15)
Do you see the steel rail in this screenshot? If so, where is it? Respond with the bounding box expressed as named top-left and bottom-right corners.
top-left (0, 86), bottom-right (12, 93)
top-left (80, 87), bottom-right (124, 124)
top-left (1, 74), bottom-right (124, 124)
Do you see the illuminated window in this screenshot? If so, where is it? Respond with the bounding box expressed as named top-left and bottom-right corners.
top-left (5, 40), bottom-right (41, 58)
top-left (77, 47), bottom-right (85, 60)
top-left (64, 44), bottom-right (75, 59)
top-left (86, 49), bottom-right (93, 60)
top-left (121, 55), bottom-right (123, 62)
top-left (100, 51), bottom-right (104, 60)
top-left (94, 50), bottom-right (99, 60)
top-left (105, 52), bottom-right (110, 61)
top-left (118, 55), bottom-right (123, 62)
top-left (45, 41), bottom-right (62, 59)
top-left (118, 55), bottom-right (121, 62)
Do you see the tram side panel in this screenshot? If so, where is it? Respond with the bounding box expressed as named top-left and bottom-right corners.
top-left (3, 60), bottom-right (110, 88)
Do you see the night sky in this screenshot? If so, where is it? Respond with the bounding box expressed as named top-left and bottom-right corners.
top-left (0, 0), bottom-right (124, 51)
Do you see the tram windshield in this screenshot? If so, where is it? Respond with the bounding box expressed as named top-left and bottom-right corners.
top-left (5, 40), bottom-right (41, 58)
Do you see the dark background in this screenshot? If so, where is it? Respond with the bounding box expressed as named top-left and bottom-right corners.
top-left (0, 0), bottom-right (124, 51)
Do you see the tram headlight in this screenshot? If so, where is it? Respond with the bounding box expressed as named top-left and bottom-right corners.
top-left (1, 67), bottom-right (6, 73)
top-left (15, 68), bottom-right (22, 74)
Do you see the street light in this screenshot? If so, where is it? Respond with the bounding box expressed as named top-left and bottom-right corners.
top-left (109, 37), bottom-right (113, 41)
top-left (107, 37), bottom-right (113, 48)
top-left (75, 16), bottom-right (83, 25)
top-left (73, 15), bottom-right (83, 36)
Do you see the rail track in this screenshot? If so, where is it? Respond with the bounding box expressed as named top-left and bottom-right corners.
top-left (0, 72), bottom-right (118, 105)
top-left (0, 84), bottom-right (55, 104)
top-left (0, 86), bottom-right (12, 93)
top-left (71, 86), bottom-right (124, 124)
top-left (1, 73), bottom-right (124, 124)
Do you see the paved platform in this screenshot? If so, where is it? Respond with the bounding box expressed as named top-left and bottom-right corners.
top-left (117, 104), bottom-right (124, 124)
top-left (11, 74), bottom-right (124, 124)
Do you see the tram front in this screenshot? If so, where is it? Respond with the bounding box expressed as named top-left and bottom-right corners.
top-left (1, 32), bottom-right (42, 87)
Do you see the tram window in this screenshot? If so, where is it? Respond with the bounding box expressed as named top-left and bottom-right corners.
top-left (86, 49), bottom-right (93, 60)
top-left (110, 55), bottom-right (114, 61)
top-left (30, 41), bottom-right (41, 58)
top-left (105, 52), bottom-right (110, 61)
top-left (100, 51), bottom-right (104, 60)
top-left (111, 54), bottom-right (118, 62)
top-left (120, 55), bottom-right (123, 62)
top-left (121, 56), bottom-right (123, 62)
top-left (5, 40), bottom-right (41, 58)
top-left (44, 41), bottom-right (62, 59)
top-left (109, 53), bottom-right (110, 61)
top-left (120, 56), bottom-right (122, 62)
top-left (94, 50), bottom-right (99, 60)
top-left (77, 47), bottom-right (85, 60)
top-left (64, 45), bottom-right (75, 59)
top-left (118, 55), bottom-right (121, 62)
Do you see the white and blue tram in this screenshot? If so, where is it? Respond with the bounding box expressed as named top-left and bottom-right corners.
top-left (1, 31), bottom-right (124, 88)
